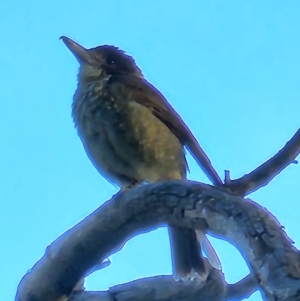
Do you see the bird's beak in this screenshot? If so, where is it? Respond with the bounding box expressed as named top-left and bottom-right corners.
top-left (60, 36), bottom-right (95, 65)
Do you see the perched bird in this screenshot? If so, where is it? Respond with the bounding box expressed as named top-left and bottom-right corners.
top-left (61, 36), bottom-right (222, 281)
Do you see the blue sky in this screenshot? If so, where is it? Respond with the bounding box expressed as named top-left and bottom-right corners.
top-left (1, 1), bottom-right (299, 300)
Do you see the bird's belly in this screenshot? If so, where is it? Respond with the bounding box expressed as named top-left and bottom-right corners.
top-left (77, 101), bottom-right (187, 187)
top-left (79, 125), bottom-right (140, 187)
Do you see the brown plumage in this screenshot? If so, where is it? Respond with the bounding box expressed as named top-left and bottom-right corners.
top-left (61, 36), bottom-right (222, 280)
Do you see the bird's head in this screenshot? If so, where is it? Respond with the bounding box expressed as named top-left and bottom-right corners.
top-left (60, 36), bottom-right (143, 82)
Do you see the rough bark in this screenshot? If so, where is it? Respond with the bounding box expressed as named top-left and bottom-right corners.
top-left (15, 180), bottom-right (300, 301)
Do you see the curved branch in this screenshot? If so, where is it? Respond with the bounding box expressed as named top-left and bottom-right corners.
top-left (224, 128), bottom-right (300, 196)
top-left (225, 274), bottom-right (258, 300)
top-left (15, 181), bottom-right (300, 301)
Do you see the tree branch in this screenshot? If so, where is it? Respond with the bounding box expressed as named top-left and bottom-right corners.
top-left (224, 128), bottom-right (300, 196)
top-left (68, 270), bottom-right (225, 301)
top-left (67, 272), bottom-right (258, 301)
top-left (225, 274), bottom-right (258, 300)
top-left (16, 181), bottom-right (300, 301)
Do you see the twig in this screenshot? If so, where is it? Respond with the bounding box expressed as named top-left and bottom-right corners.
top-left (224, 128), bottom-right (300, 196)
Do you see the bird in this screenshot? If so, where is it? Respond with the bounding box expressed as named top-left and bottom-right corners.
top-left (61, 36), bottom-right (222, 281)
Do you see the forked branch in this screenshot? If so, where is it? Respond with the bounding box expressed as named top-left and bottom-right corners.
top-left (224, 128), bottom-right (300, 196)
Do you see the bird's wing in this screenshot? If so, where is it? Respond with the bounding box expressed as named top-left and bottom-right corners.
top-left (111, 75), bottom-right (222, 186)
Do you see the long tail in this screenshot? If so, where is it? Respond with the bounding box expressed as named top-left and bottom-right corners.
top-left (186, 135), bottom-right (223, 186)
top-left (168, 226), bottom-right (208, 281)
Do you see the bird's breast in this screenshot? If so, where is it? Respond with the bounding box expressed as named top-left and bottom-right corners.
top-left (71, 80), bottom-right (186, 185)
top-left (72, 81), bottom-right (129, 136)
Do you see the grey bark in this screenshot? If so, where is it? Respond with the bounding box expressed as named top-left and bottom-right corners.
top-left (15, 180), bottom-right (300, 301)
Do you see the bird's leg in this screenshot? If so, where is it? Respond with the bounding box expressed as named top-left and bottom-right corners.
top-left (121, 179), bottom-right (143, 191)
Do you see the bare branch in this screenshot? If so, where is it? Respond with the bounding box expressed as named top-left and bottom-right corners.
top-left (223, 128), bottom-right (300, 196)
top-left (68, 270), bottom-right (226, 301)
top-left (225, 274), bottom-right (258, 300)
top-left (68, 272), bottom-right (258, 301)
top-left (15, 181), bottom-right (300, 301)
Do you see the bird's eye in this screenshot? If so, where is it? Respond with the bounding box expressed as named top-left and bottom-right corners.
top-left (106, 56), bottom-right (116, 65)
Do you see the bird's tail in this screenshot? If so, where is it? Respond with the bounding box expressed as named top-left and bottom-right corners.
top-left (168, 226), bottom-right (208, 281)
top-left (186, 136), bottom-right (223, 187)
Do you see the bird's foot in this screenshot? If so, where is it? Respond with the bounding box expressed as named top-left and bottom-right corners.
top-left (121, 180), bottom-right (143, 191)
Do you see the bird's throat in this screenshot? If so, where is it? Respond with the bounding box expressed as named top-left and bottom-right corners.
top-left (77, 64), bottom-right (104, 83)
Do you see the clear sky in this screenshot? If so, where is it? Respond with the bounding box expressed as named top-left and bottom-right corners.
top-left (1, 1), bottom-right (299, 301)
